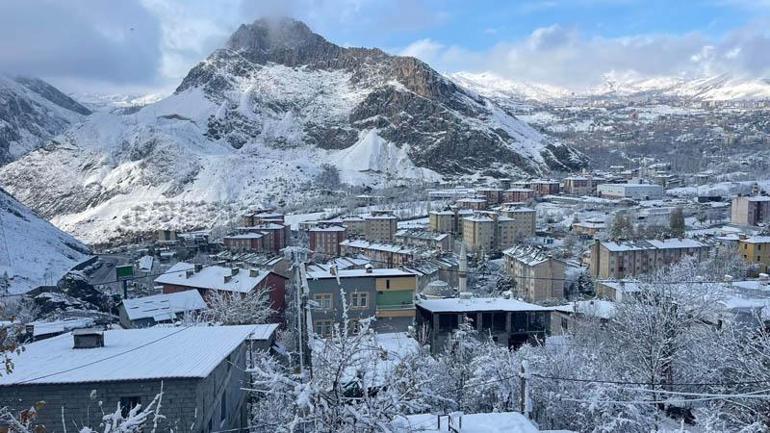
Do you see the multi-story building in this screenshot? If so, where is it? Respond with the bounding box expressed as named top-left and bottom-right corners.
top-left (364, 211), bottom-right (397, 242)
top-left (502, 188), bottom-right (535, 203)
top-left (309, 225), bottom-right (346, 257)
top-left (223, 233), bottom-right (265, 252)
top-left (305, 267), bottom-right (417, 334)
top-left (342, 217), bottom-right (367, 237)
top-left (731, 196), bottom-right (770, 226)
top-left (456, 198), bottom-right (488, 210)
top-left (395, 229), bottom-right (452, 251)
top-left (429, 208), bottom-right (473, 235)
top-left (597, 183), bottom-right (664, 200)
top-left (415, 297), bottom-right (551, 352)
top-left (571, 219), bottom-right (606, 238)
top-left (530, 179), bottom-right (561, 197)
top-left (562, 176), bottom-right (595, 196)
top-left (589, 239), bottom-right (709, 279)
top-left (499, 206), bottom-right (536, 239)
top-left (340, 239), bottom-right (416, 268)
top-left (476, 188), bottom-right (504, 205)
top-left (463, 211), bottom-right (528, 253)
top-left (242, 209), bottom-right (284, 226)
top-left (503, 245), bottom-right (566, 301)
top-left (0, 325), bottom-right (278, 433)
top-left (237, 223), bottom-right (290, 254)
top-left (738, 235), bottom-right (770, 273)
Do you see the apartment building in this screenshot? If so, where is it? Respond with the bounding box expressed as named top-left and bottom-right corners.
top-left (309, 225), bottom-right (347, 257)
top-left (456, 198), bottom-right (488, 210)
top-left (562, 176), bottom-right (595, 196)
top-left (731, 196), bottom-right (770, 226)
top-left (738, 235), bottom-right (770, 273)
top-left (462, 212), bottom-right (521, 253)
top-left (530, 179), bottom-right (561, 197)
top-left (305, 267), bottom-right (417, 334)
top-left (503, 245), bottom-right (566, 301)
top-left (502, 188), bottom-right (535, 203)
top-left (395, 229), bottom-right (452, 251)
top-left (340, 239), bottom-right (416, 268)
top-left (499, 205), bottom-right (536, 239)
top-left (429, 208), bottom-right (473, 235)
top-left (364, 211), bottom-right (397, 242)
top-left (589, 238), bottom-right (709, 279)
top-left (476, 188), bottom-right (504, 205)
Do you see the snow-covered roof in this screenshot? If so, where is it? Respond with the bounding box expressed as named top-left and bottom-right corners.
top-left (225, 233), bottom-right (264, 239)
top-left (121, 290), bottom-right (207, 322)
top-left (154, 262), bottom-right (272, 293)
top-left (0, 325), bottom-right (277, 385)
top-left (309, 225), bottom-right (346, 232)
top-left (395, 229), bottom-right (449, 241)
top-left (307, 268), bottom-right (416, 280)
top-left (393, 412), bottom-right (539, 433)
top-left (29, 318), bottom-right (95, 338)
top-left (341, 239), bottom-right (416, 254)
top-left (740, 236), bottom-right (770, 244)
top-left (138, 255), bottom-right (154, 272)
top-left (416, 297), bottom-right (551, 313)
top-left (553, 300), bottom-right (617, 320)
top-left (503, 245), bottom-right (559, 267)
top-left (601, 238), bottom-right (706, 252)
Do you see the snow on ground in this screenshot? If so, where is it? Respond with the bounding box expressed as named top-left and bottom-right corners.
top-left (393, 412), bottom-right (539, 433)
top-left (0, 189), bottom-right (91, 295)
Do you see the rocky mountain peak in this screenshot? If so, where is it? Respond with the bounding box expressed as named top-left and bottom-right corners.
top-left (226, 17), bottom-right (322, 53)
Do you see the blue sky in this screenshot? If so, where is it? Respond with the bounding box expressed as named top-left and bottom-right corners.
top-left (1, 0), bottom-right (769, 93)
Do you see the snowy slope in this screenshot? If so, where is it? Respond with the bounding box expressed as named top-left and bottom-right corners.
top-left (0, 188), bottom-right (91, 295)
top-left (453, 71), bottom-right (770, 103)
top-left (0, 75), bottom-right (90, 163)
top-left (0, 18), bottom-right (583, 244)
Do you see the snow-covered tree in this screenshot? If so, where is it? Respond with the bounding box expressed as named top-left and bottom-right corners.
top-left (202, 288), bottom-right (275, 325)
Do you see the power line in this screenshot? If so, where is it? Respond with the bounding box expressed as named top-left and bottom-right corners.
top-left (530, 373), bottom-right (770, 387)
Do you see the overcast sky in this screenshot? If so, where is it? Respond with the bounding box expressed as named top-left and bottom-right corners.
top-left (2, 0), bottom-right (770, 95)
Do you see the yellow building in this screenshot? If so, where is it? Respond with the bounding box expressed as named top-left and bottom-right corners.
top-left (738, 236), bottom-right (770, 273)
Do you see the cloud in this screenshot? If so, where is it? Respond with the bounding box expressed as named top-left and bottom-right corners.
top-left (0, 0), bottom-right (163, 85)
top-left (403, 20), bottom-right (770, 88)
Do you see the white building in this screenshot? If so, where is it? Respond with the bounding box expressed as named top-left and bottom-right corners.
top-left (597, 183), bottom-right (664, 200)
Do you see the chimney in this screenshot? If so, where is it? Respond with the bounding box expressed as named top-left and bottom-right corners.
top-left (194, 263), bottom-right (203, 272)
top-left (185, 269), bottom-right (194, 278)
top-left (231, 268), bottom-right (240, 276)
top-left (249, 269), bottom-right (259, 277)
top-left (73, 329), bottom-right (104, 349)
top-left (224, 275), bottom-right (232, 284)
top-left (365, 264), bottom-right (373, 274)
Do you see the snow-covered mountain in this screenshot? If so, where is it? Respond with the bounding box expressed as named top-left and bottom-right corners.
top-left (0, 75), bottom-right (91, 164)
top-left (0, 188), bottom-right (91, 295)
top-left (452, 71), bottom-right (770, 103)
top-left (0, 18), bottom-right (583, 244)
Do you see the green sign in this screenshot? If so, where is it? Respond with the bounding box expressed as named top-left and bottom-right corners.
top-left (116, 265), bottom-right (135, 281)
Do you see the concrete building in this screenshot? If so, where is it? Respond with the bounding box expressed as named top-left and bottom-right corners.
top-left (429, 208), bottom-right (473, 235)
top-left (0, 325), bottom-right (278, 433)
top-left (155, 262), bottom-right (288, 322)
top-left (223, 233), bottom-right (265, 252)
top-left (456, 198), bottom-right (488, 210)
top-left (499, 206), bottom-right (537, 239)
top-left (365, 211), bottom-right (398, 242)
top-left (157, 229), bottom-right (177, 244)
top-left (342, 216), bottom-right (367, 237)
top-left (305, 267), bottom-right (417, 334)
top-left (395, 229), bottom-right (452, 251)
top-left (738, 236), bottom-right (770, 273)
top-left (242, 209), bottom-right (284, 226)
top-left (118, 290), bottom-right (207, 328)
top-left (415, 297), bottom-right (551, 352)
top-left (502, 188), bottom-right (535, 203)
top-left (340, 239), bottom-right (416, 268)
top-left (503, 245), bottom-right (566, 301)
top-left (562, 176), bottom-right (595, 196)
top-left (731, 196), bottom-right (770, 226)
top-left (476, 188), bottom-right (504, 205)
top-left (236, 223), bottom-right (290, 254)
top-left (309, 225), bottom-right (347, 257)
top-left (572, 219), bottom-right (607, 238)
top-left (530, 180), bottom-right (560, 197)
top-left (589, 238), bottom-right (709, 279)
top-left (597, 183), bottom-right (664, 200)
top-left (462, 212), bottom-right (521, 253)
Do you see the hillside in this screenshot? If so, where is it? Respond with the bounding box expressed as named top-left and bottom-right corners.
top-left (0, 18), bottom-right (583, 244)
top-left (0, 75), bottom-right (90, 164)
top-left (0, 188), bottom-right (91, 295)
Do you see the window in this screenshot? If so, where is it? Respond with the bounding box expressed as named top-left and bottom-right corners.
top-left (386, 279), bottom-right (391, 289)
top-left (438, 313), bottom-right (458, 332)
top-left (313, 293), bottom-right (333, 310)
top-left (493, 312), bottom-right (507, 331)
top-left (314, 320), bottom-right (334, 337)
top-left (349, 292), bottom-right (369, 309)
top-left (220, 390), bottom-right (227, 422)
top-left (119, 396), bottom-right (141, 418)
top-left (561, 317), bottom-right (569, 332)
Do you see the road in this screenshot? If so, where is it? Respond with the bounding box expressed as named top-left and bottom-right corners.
top-left (88, 254), bottom-right (130, 295)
